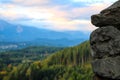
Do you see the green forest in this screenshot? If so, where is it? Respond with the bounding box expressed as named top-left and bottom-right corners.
top-left (0, 46), bottom-right (63, 66)
top-left (0, 41), bottom-right (93, 80)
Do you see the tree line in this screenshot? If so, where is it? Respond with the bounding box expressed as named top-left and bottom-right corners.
top-left (0, 41), bottom-right (93, 80)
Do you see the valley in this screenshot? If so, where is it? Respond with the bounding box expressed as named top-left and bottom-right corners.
top-left (0, 41), bottom-right (93, 80)
top-left (0, 19), bottom-right (93, 80)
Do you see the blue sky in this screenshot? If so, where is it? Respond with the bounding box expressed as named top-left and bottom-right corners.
top-left (0, 0), bottom-right (117, 32)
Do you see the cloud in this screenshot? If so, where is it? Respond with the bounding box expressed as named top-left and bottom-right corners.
top-left (56, 20), bottom-right (97, 31)
top-left (12, 0), bottom-right (50, 6)
top-left (0, 0), bottom-right (116, 32)
top-left (70, 3), bottom-right (110, 19)
top-left (0, 4), bottom-right (53, 21)
top-left (72, 0), bottom-right (116, 4)
top-left (0, 4), bottom-right (25, 20)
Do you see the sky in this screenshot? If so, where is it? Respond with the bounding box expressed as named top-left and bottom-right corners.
top-left (0, 0), bottom-right (117, 32)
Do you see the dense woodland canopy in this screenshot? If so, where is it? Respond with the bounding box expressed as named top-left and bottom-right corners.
top-left (0, 41), bottom-right (93, 80)
top-left (0, 46), bottom-right (63, 66)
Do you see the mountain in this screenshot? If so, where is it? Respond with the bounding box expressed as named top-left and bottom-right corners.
top-left (0, 41), bottom-right (93, 80)
top-left (0, 19), bottom-right (90, 47)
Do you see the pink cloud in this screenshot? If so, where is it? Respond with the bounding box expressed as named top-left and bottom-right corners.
top-left (70, 3), bottom-right (111, 19)
top-left (0, 1), bottom-right (113, 32)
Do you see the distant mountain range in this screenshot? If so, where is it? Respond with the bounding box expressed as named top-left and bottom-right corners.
top-left (0, 19), bottom-right (90, 48)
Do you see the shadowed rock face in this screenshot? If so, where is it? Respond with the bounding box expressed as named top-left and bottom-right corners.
top-left (90, 0), bottom-right (120, 80)
top-left (90, 26), bottom-right (120, 59)
top-left (91, 0), bottom-right (120, 29)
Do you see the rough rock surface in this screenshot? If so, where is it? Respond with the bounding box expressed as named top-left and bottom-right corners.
top-left (91, 0), bottom-right (120, 29)
top-left (90, 0), bottom-right (120, 80)
top-left (90, 26), bottom-right (120, 59)
top-left (92, 56), bottom-right (120, 79)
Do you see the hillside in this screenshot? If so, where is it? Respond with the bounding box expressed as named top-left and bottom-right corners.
top-left (44, 41), bottom-right (91, 66)
top-left (0, 41), bottom-right (93, 80)
top-left (0, 46), bottom-right (63, 66)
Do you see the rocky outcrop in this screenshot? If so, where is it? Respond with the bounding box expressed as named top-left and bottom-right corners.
top-left (91, 0), bottom-right (120, 29)
top-left (90, 0), bottom-right (120, 80)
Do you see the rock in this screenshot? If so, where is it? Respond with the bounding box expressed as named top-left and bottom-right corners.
top-left (91, 0), bottom-right (120, 28)
top-left (90, 26), bottom-right (120, 59)
top-left (92, 56), bottom-right (120, 79)
top-left (90, 1), bottom-right (120, 79)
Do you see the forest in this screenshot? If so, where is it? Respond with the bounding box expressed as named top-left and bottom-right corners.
top-left (0, 41), bottom-right (93, 80)
top-left (0, 46), bottom-right (63, 66)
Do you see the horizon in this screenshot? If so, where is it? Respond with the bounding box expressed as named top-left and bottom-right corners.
top-left (0, 0), bottom-right (116, 32)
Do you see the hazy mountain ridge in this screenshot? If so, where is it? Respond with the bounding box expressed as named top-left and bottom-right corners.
top-left (0, 19), bottom-right (89, 47)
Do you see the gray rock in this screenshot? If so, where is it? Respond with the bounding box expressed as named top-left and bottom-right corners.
top-left (90, 1), bottom-right (120, 79)
top-left (91, 0), bottom-right (120, 28)
top-left (92, 56), bottom-right (120, 79)
top-left (90, 26), bottom-right (120, 59)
